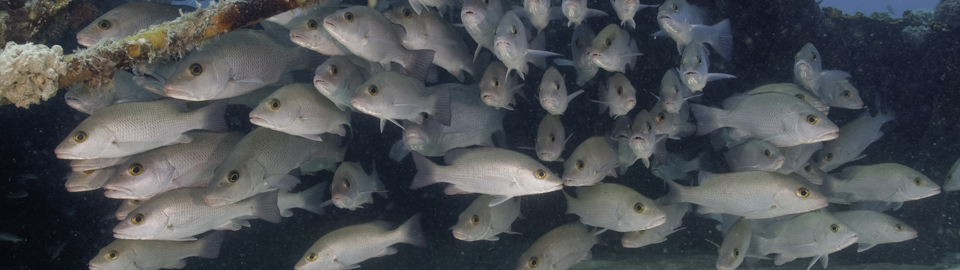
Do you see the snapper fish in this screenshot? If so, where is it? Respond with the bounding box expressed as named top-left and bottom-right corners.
top-left (591, 24), bottom-right (642, 74)
top-left (322, 6), bottom-right (436, 76)
top-left (690, 92), bottom-right (839, 147)
top-left (679, 42), bottom-right (735, 92)
top-left (561, 0), bottom-right (608, 27)
top-left (493, 11), bottom-right (560, 81)
top-left (612, 0), bottom-right (658, 29)
top-left (249, 83), bottom-right (350, 141)
top-left (538, 66), bottom-right (584, 115)
top-left (461, 0), bottom-right (504, 60)
top-left (554, 24), bottom-right (600, 86)
top-left (384, 4), bottom-right (477, 82)
top-left (515, 221), bottom-right (598, 270)
top-left (76, 2), bottom-right (192, 47)
top-left (88, 231), bottom-right (224, 270)
top-left (294, 214), bottom-right (426, 270)
top-left (451, 195), bottom-right (521, 241)
top-left (479, 61), bottom-right (524, 110)
top-left (288, 7), bottom-right (351, 56)
top-left (655, 0), bottom-right (733, 60)
top-left (522, 0), bottom-right (564, 34)
top-left (352, 71), bottom-right (452, 132)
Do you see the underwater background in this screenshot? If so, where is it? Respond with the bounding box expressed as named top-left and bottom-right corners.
top-left (2, 0), bottom-right (960, 269)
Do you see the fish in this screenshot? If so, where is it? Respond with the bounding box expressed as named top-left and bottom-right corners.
top-left (70, 156), bottom-right (130, 172)
top-left (776, 142), bottom-right (823, 176)
top-left (398, 84), bottom-right (504, 158)
top-left (816, 71), bottom-right (864, 109)
top-left (591, 24), bottom-right (641, 74)
top-left (299, 133), bottom-right (349, 174)
top-left (249, 83), bottom-right (350, 141)
top-left (561, 0), bottom-right (608, 27)
top-left (533, 114), bottom-right (569, 162)
top-left (621, 198), bottom-right (690, 248)
top-left (595, 73), bottom-right (637, 118)
top-left (690, 92), bottom-right (839, 147)
top-left (65, 166), bottom-right (118, 192)
top-left (451, 195), bottom-right (521, 241)
top-left (522, 0), bottom-right (563, 33)
top-left (113, 188), bottom-right (281, 241)
top-left (946, 157), bottom-right (960, 192)
top-left (76, 2), bottom-right (192, 47)
top-left (649, 101), bottom-right (695, 140)
top-left (330, 162), bottom-right (387, 210)
top-left (832, 210), bottom-right (918, 252)
top-left (562, 136), bottom-right (620, 186)
top-left (515, 221), bottom-right (597, 270)
top-left (54, 99), bottom-right (227, 160)
top-left (88, 231), bottom-right (224, 270)
top-left (743, 83), bottom-right (829, 114)
top-left (679, 42), bottom-right (735, 92)
top-left (407, 0), bottom-right (459, 15)
top-left (102, 132), bottom-right (242, 200)
top-left (612, 0), bottom-right (658, 29)
top-left (626, 109), bottom-right (661, 169)
top-left (288, 7), bottom-right (351, 56)
top-left (793, 43), bottom-right (824, 93)
top-left (64, 71), bottom-right (163, 115)
top-left (655, 0), bottom-right (733, 60)
top-left (749, 211), bottom-right (859, 269)
top-left (313, 56), bottom-right (384, 111)
top-left (323, 6), bottom-right (436, 76)
top-left (202, 128), bottom-right (326, 206)
top-left (658, 68), bottom-right (697, 114)
top-left (553, 24), bottom-right (599, 86)
top-left (479, 61), bottom-right (524, 110)
top-left (278, 182), bottom-right (330, 217)
top-left (817, 109), bottom-right (894, 172)
top-left (493, 11), bottom-right (560, 81)
top-left (384, 4), bottom-right (477, 82)
top-left (352, 71), bottom-right (452, 132)
top-left (822, 163), bottom-right (941, 203)
top-left (565, 183), bottom-right (665, 232)
top-left (663, 171), bottom-right (828, 219)
top-left (460, 0), bottom-right (504, 60)
top-left (538, 66), bottom-right (584, 115)
top-left (410, 147), bottom-right (564, 207)
top-left (716, 217), bottom-right (751, 270)
top-left (724, 140), bottom-right (786, 172)
top-left (293, 214), bottom-right (426, 270)
top-left (163, 30), bottom-right (318, 101)
top-left (115, 199), bottom-right (143, 220)
top-left (650, 151), bottom-right (703, 181)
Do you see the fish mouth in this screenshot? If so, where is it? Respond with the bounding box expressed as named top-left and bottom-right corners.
top-left (621, 238), bottom-right (640, 248)
top-left (494, 40), bottom-right (511, 48)
top-left (562, 178), bottom-right (582, 186)
top-left (163, 87), bottom-right (202, 101)
top-left (649, 215), bottom-right (668, 228)
top-left (322, 20), bottom-right (340, 37)
top-left (103, 185), bottom-right (137, 199)
top-left (683, 71), bottom-right (698, 77)
top-left (818, 131), bottom-right (840, 141)
top-left (55, 149), bottom-right (83, 160)
top-left (248, 115), bottom-right (276, 128)
top-left (77, 35), bottom-right (96, 47)
top-left (920, 188), bottom-right (942, 199)
top-left (452, 230), bottom-right (470, 241)
top-left (89, 264), bottom-right (109, 270)
top-left (112, 231), bottom-right (143, 240)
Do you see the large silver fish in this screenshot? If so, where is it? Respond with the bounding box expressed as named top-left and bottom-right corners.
top-left (612, 0), bottom-right (658, 29)
top-left (595, 72), bottom-right (637, 118)
top-left (621, 198), bottom-right (690, 248)
top-left (833, 210), bottom-right (917, 252)
top-left (724, 140), bottom-right (786, 172)
top-left (515, 221), bottom-right (597, 270)
top-left (663, 171), bottom-right (828, 219)
top-left (313, 56), bottom-right (384, 111)
top-left (565, 183), bottom-right (665, 232)
top-left (538, 66), bottom-right (584, 115)
top-left (88, 231), bottom-right (223, 270)
top-left (323, 6), bottom-right (436, 76)
top-left (461, 0), bottom-right (504, 59)
top-left (494, 11), bottom-right (560, 81)
top-left (65, 71), bottom-right (163, 115)
top-left (817, 109), bottom-right (893, 172)
top-left (76, 2), bottom-right (191, 47)
top-left (55, 99), bottom-right (227, 160)
top-left (479, 61), bottom-right (524, 110)
top-left (249, 83), bottom-right (350, 141)
top-left (533, 114), bottom-right (569, 162)
top-left (655, 0), bottom-right (733, 60)
top-left (690, 92), bottom-right (839, 147)
top-left (352, 71), bottom-right (452, 132)
top-left (288, 7), bottom-right (351, 56)
top-left (451, 195), bottom-right (521, 241)
top-left (749, 211), bottom-right (858, 269)
top-left (743, 83), bottom-right (829, 114)
top-left (679, 42), bottom-right (735, 92)
top-left (561, 0), bottom-right (608, 27)
top-left (384, 4), bottom-right (477, 82)
top-left (822, 163), bottom-right (941, 203)
top-left (293, 214), bottom-right (426, 270)
top-left (591, 24), bottom-right (641, 74)
top-left (562, 136), bottom-right (619, 186)
top-left (330, 162), bottom-right (387, 210)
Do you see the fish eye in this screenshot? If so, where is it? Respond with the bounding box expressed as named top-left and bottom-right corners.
top-left (763, 149), bottom-right (771, 157)
top-left (842, 90), bottom-right (851, 98)
top-left (189, 63), bottom-right (203, 76)
top-left (604, 38), bottom-right (612, 47)
top-left (549, 134), bottom-right (556, 142)
top-left (269, 99), bottom-right (282, 110)
top-left (131, 199), bottom-right (142, 205)
top-left (106, 250), bottom-right (119, 260)
top-left (913, 177), bottom-right (923, 186)
top-left (128, 163), bottom-right (144, 176)
top-left (645, 122), bottom-right (652, 132)
top-left (804, 164), bottom-right (813, 172)
top-left (673, 4), bottom-right (678, 11)
top-left (830, 224), bottom-right (839, 233)
top-left (73, 131), bottom-right (88, 142)
top-left (328, 65), bottom-right (339, 76)
top-left (633, 202), bottom-right (645, 213)
top-left (894, 224), bottom-right (904, 231)
top-left (470, 214), bottom-right (480, 225)
top-left (402, 8), bottom-right (412, 18)
top-left (97, 19), bottom-right (112, 30)
top-left (493, 78), bottom-right (499, 87)
top-left (796, 187), bottom-right (810, 198)
top-left (805, 114), bottom-right (819, 125)
top-left (697, 56), bottom-right (702, 65)
top-left (307, 252), bottom-right (318, 261)
top-left (616, 86), bottom-right (624, 95)
top-left (811, 52), bottom-right (817, 61)
top-left (733, 248), bottom-right (740, 258)
top-left (528, 256), bottom-right (539, 268)
top-left (131, 213), bottom-right (145, 225)
top-left (823, 153), bottom-right (834, 161)
top-left (575, 160), bottom-right (585, 171)
top-left (344, 12), bottom-right (354, 22)
top-left (655, 112), bottom-right (665, 123)
top-left (228, 170), bottom-right (240, 183)
top-left (81, 170), bottom-right (95, 174)
top-left (511, 26), bottom-right (517, 35)
top-left (795, 94), bottom-right (805, 100)
top-left (534, 169), bottom-right (547, 179)
top-left (368, 85), bottom-right (380, 96)
top-left (343, 179), bottom-right (351, 189)
top-left (307, 19), bottom-right (318, 30)
top-left (484, 0), bottom-right (489, 4)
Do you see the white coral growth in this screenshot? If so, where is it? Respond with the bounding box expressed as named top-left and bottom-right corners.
top-left (0, 42), bottom-right (67, 108)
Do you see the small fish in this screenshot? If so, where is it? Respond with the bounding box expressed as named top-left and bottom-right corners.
top-left (538, 66), bottom-right (584, 115)
top-left (115, 199), bottom-right (144, 220)
top-left (655, 0), bottom-right (733, 60)
top-left (663, 171), bottom-right (828, 219)
top-left (410, 147), bottom-right (563, 207)
top-left (561, 0), bottom-right (608, 27)
top-left (817, 109), bottom-right (893, 172)
top-left (562, 136), bottom-right (619, 186)
top-left (493, 11), bottom-right (560, 81)
top-left (946, 157), bottom-right (960, 192)
top-left (451, 195), bottom-right (521, 241)
top-left (65, 71), bottom-right (163, 115)
top-left (775, 142), bottom-right (823, 176)
top-left (743, 83), bottom-right (829, 114)
top-left (724, 140), bottom-right (786, 172)
top-left (612, 0), bottom-right (658, 29)
top-left (76, 2), bottom-right (192, 47)
top-left (595, 73), bottom-right (637, 118)
top-left (621, 198), bottom-right (690, 248)
top-left (313, 56), bottom-right (383, 111)
top-left (749, 211), bottom-right (858, 269)
top-left (658, 68), bottom-right (697, 114)
top-left (833, 210), bottom-right (917, 252)
top-left (400, 84), bottom-right (504, 157)
top-left (816, 71), bottom-right (864, 109)
top-left (331, 162), bottom-right (387, 210)
top-left (565, 183), bottom-right (665, 232)
top-left (384, 4), bottom-right (477, 82)
top-left (288, 7), bottom-right (351, 56)
top-left (822, 163), bottom-right (941, 203)
top-left (352, 71), bottom-right (452, 132)
top-left (294, 214), bottom-right (426, 270)
top-left (88, 231), bottom-right (224, 270)
top-left (793, 43), bottom-right (824, 92)
top-left (522, 0), bottom-right (563, 33)
top-left (649, 101), bottom-right (695, 140)
top-left (54, 99), bottom-right (227, 160)
top-left (515, 221), bottom-right (597, 270)
top-left (591, 24), bottom-right (641, 74)
top-left (533, 114), bottom-right (569, 162)
top-left (461, 0), bottom-right (504, 60)
top-left (113, 188), bottom-right (280, 241)
top-left (65, 166), bottom-right (118, 192)
top-left (70, 156), bottom-right (130, 172)
top-left (479, 61), bottom-right (524, 110)
top-left (690, 92), bottom-right (839, 147)
top-left (554, 24), bottom-right (599, 86)
top-left (278, 182), bottom-right (330, 217)
top-left (323, 6), bottom-right (436, 75)
top-left (626, 110), bottom-right (660, 169)
top-left (679, 42), bottom-right (735, 92)
top-left (716, 217), bottom-right (750, 270)
top-left (250, 83), bottom-right (350, 141)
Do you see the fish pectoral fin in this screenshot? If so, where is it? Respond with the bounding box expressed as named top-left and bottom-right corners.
top-left (706, 73), bottom-right (737, 82)
top-left (388, 118), bottom-right (405, 129)
top-left (214, 219), bottom-right (250, 231)
top-left (376, 247), bottom-right (398, 257)
top-left (773, 254), bottom-right (797, 266)
top-left (857, 243), bottom-right (877, 252)
top-left (443, 185), bottom-right (469, 195)
top-left (487, 195), bottom-right (512, 207)
top-left (163, 259), bottom-right (188, 269)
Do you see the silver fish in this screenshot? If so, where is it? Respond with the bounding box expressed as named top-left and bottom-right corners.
top-left (76, 2), bottom-right (191, 47)
top-left (522, 0), bottom-right (563, 33)
top-left (553, 24), bottom-right (599, 86)
top-left (384, 4), bottom-right (477, 82)
top-left (822, 163), bottom-right (941, 203)
top-left (278, 182), bottom-right (330, 217)
top-left (650, 151), bottom-right (703, 181)
top-left (461, 0), bottom-right (504, 59)
top-left (70, 156), bottom-right (130, 172)
top-left (562, 136), bottom-right (619, 186)
top-left (612, 0), bottom-right (658, 29)
top-left (650, 101), bottom-right (695, 140)
top-left (479, 61), bottom-right (524, 110)
top-left (595, 73), bottom-right (637, 118)
top-left (793, 43), bottom-right (823, 92)
top-left (299, 133), bottom-right (348, 174)
top-left (743, 83), bottom-right (829, 114)
top-left (565, 183), bottom-right (665, 232)
top-left (65, 71), bottom-right (163, 115)
top-left (54, 99), bottom-right (227, 160)
top-left (113, 188), bottom-right (280, 241)
top-left (621, 198), bottom-right (690, 248)
top-left (561, 0), bottom-right (608, 27)
top-left (833, 210), bottom-right (917, 252)
top-left (538, 66), bottom-right (584, 115)
top-left (331, 162), bottom-right (387, 210)
top-left (410, 147), bottom-right (563, 207)
top-left (88, 231), bottom-right (223, 270)
top-left (816, 70), bottom-right (864, 109)
top-left (776, 142), bottom-right (823, 178)
top-left (451, 195), bottom-right (521, 241)
top-left (946, 157), bottom-right (960, 192)
top-left (724, 140), bottom-right (786, 172)
top-left (288, 7), bottom-right (351, 56)
top-left (313, 56), bottom-right (384, 111)
top-left (655, 0), bottom-right (733, 60)
top-left (690, 92), bottom-right (839, 147)
top-left (323, 6), bottom-right (436, 75)
top-left (679, 42), bottom-right (735, 92)
top-left (749, 211), bottom-right (858, 269)
top-left (115, 199), bottom-right (144, 220)
top-left (817, 109), bottom-right (893, 172)
top-left (352, 71), bottom-right (452, 132)
top-left (494, 11), bottom-right (559, 81)
top-left (65, 166), bottom-right (118, 192)
top-left (663, 171), bottom-right (828, 219)
top-left (294, 214), bottom-right (426, 270)
top-left (591, 24), bottom-right (641, 74)
top-left (515, 221), bottom-right (597, 270)
top-left (658, 68), bottom-right (696, 114)
top-left (249, 83), bottom-right (350, 141)
top-left (626, 109), bottom-right (660, 169)
top-left (408, 0), bottom-right (459, 15)
top-left (716, 216), bottom-right (750, 270)
top-left (533, 114), bottom-right (568, 162)
top-left (401, 84), bottom-right (504, 157)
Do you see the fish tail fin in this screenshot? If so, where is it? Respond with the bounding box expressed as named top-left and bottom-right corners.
top-left (627, 37), bottom-right (639, 70)
top-left (397, 213), bottom-right (427, 247)
top-left (194, 231), bottom-right (225, 259)
top-left (431, 87), bottom-right (452, 126)
top-left (389, 140), bottom-right (411, 162)
top-left (371, 162), bottom-right (388, 198)
top-left (410, 152), bottom-right (440, 189)
top-left (251, 190), bottom-right (282, 224)
top-left (662, 179), bottom-right (685, 205)
top-left (298, 182), bottom-right (329, 215)
top-left (563, 190), bottom-right (577, 214)
top-left (192, 100), bottom-right (228, 132)
top-left (689, 104), bottom-right (726, 136)
top-left (626, 18), bottom-right (636, 30)
top-left (406, 49), bottom-right (436, 83)
top-left (701, 19), bottom-right (733, 61)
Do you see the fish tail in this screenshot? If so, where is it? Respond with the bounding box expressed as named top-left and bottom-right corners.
top-left (191, 100), bottom-right (228, 133)
top-left (662, 179), bottom-right (686, 205)
top-left (371, 162), bottom-right (388, 198)
top-left (563, 190), bottom-right (577, 215)
top-left (194, 231), bottom-right (225, 259)
top-left (297, 181), bottom-right (329, 215)
top-left (431, 87), bottom-right (452, 126)
top-left (251, 190), bottom-right (282, 224)
top-left (705, 19), bottom-right (734, 60)
top-left (397, 213), bottom-right (427, 247)
top-left (410, 151), bottom-right (440, 189)
top-left (689, 104), bottom-right (726, 136)
top-left (406, 49), bottom-right (436, 83)
top-left (389, 139), bottom-right (411, 162)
